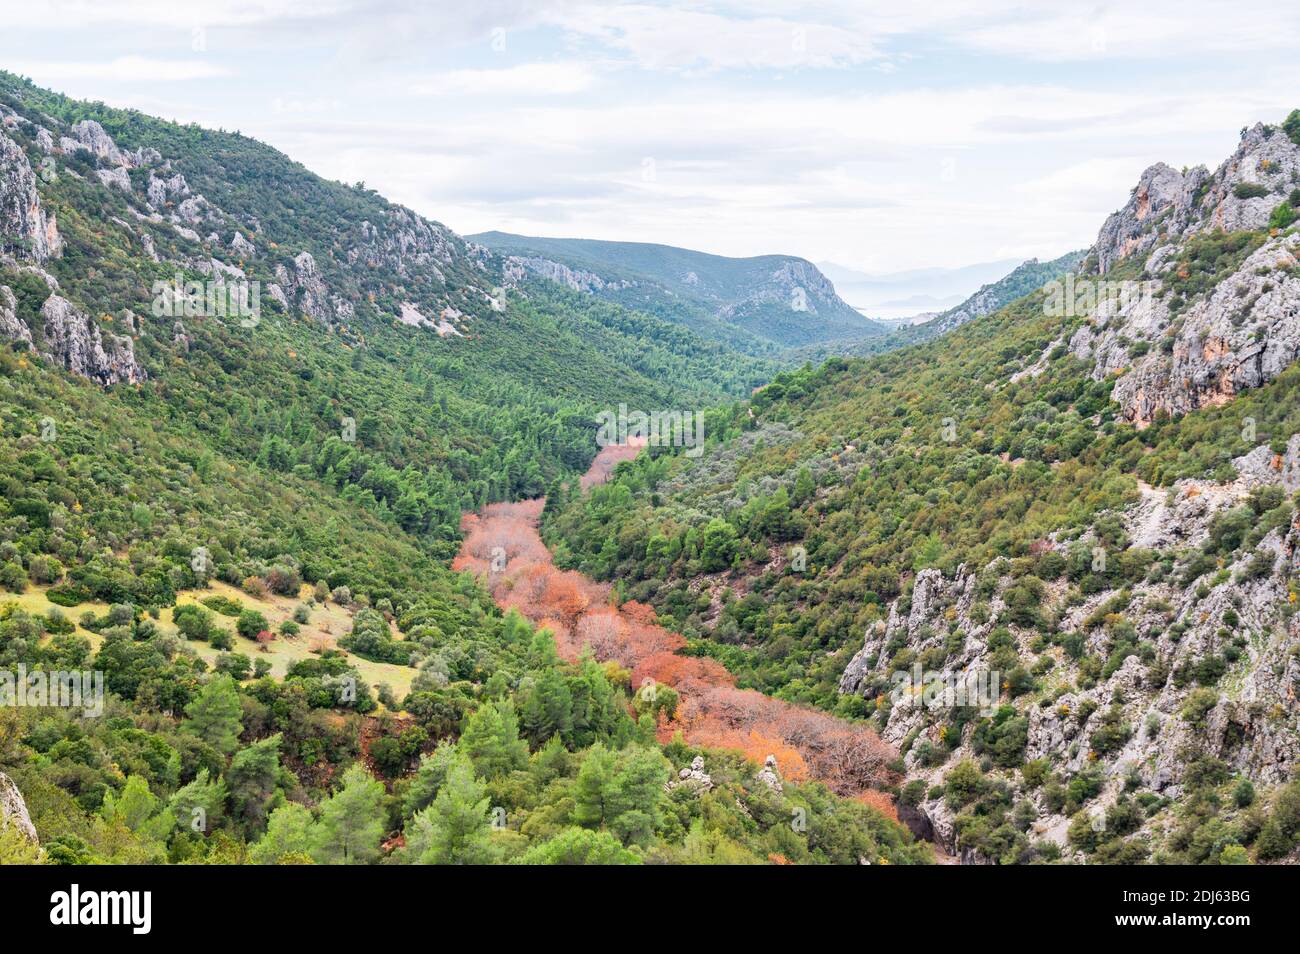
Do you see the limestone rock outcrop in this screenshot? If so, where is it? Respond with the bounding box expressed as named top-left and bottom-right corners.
top-left (0, 129), bottom-right (62, 263)
top-left (0, 772), bottom-right (38, 844)
top-left (39, 295), bottom-right (147, 385)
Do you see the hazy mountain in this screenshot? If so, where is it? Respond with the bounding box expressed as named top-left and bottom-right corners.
top-left (816, 258), bottom-right (1023, 320)
top-left (471, 231), bottom-right (885, 348)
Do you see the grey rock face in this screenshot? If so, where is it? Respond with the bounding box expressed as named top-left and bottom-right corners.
top-left (230, 231), bottom-right (256, 258)
top-left (717, 258), bottom-right (843, 319)
top-left (346, 208), bottom-right (458, 282)
top-left (755, 754), bottom-right (783, 794)
top-left (1077, 232), bottom-right (1300, 424)
top-left (1093, 163), bottom-right (1203, 275)
top-left (666, 755), bottom-right (715, 795)
top-left (0, 285), bottom-right (33, 347)
top-left (1091, 123), bottom-right (1300, 277)
top-left (0, 772), bottom-right (38, 844)
top-left (275, 251), bottom-right (354, 327)
top-left (838, 436), bottom-right (1300, 856)
top-left (96, 166), bottom-right (132, 192)
top-left (0, 130), bottom-right (63, 263)
top-left (147, 171), bottom-right (191, 209)
top-left (840, 565), bottom-right (985, 702)
top-left (39, 295), bottom-right (147, 386)
top-left (505, 255), bottom-right (633, 294)
top-left (69, 119), bottom-right (127, 165)
top-left (1192, 123), bottom-right (1300, 235)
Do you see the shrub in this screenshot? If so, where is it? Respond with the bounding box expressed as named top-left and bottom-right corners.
top-left (236, 609), bottom-right (270, 639)
top-left (1232, 182), bottom-right (1269, 200)
top-left (1284, 109), bottom-right (1300, 147)
top-left (266, 564), bottom-right (302, 596)
top-left (201, 595), bottom-right (244, 617)
top-left (242, 576), bottom-right (269, 599)
top-left (0, 562), bottom-right (28, 593)
top-left (1270, 201), bottom-right (1297, 230)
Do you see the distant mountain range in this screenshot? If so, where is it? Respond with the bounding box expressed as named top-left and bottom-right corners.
top-left (470, 231), bottom-right (885, 349)
top-left (786, 250), bottom-right (1086, 363)
top-left (816, 258), bottom-right (1025, 320)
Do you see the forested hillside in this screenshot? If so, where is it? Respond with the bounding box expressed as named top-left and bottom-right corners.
top-left (472, 230), bottom-right (884, 349)
top-left (544, 111), bottom-right (1300, 864)
top-left (0, 73), bottom-right (920, 865)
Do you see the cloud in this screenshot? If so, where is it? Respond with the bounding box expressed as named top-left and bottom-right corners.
top-left (1, 0), bottom-right (340, 29)
top-left (5, 56), bottom-right (229, 82)
top-left (410, 62), bottom-right (597, 97)
top-left (548, 3), bottom-right (882, 72)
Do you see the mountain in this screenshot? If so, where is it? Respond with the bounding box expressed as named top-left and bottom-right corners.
top-left (0, 73), bottom-right (916, 866)
top-left (888, 250), bottom-right (1088, 343)
top-left (786, 251), bottom-right (1085, 365)
top-left (816, 258), bottom-right (1023, 320)
top-left (470, 230), bottom-right (884, 348)
top-left (543, 109), bottom-right (1300, 864)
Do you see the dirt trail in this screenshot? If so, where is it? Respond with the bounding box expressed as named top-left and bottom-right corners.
top-left (453, 441), bottom-right (898, 802)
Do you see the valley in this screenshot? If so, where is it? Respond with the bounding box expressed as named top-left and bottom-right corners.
top-left (1, 57), bottom-right (1300, 873)
top-left (454, 443), bottom-right (898, 800)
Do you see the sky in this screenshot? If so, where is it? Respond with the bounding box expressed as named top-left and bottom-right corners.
top-left (3, 0), bottom-right (1299, 273)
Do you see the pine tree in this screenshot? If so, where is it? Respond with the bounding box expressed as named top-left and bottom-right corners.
top-left (252, 802), bottom-right (315, 864)
top-left (101, 775), bottom-right (160, 833)
top-left (183, 674), bottom-right (243, 755)
top-left (407, 756), bottom-right (494, 864)
top-left (459, 699), bottom-right (528, 779)
top-left (402, 740), bottom-right (459, 820)
top-left (227, 733), bottom-right (284, 836)
top-left (792, 465), bottom-right (815, 506)
top-left (310, 764), bottom-right (385, 864)
top-left (572, 744), bottom-right (616, 830)
top-left (168, 769), bottom-right (227, 836)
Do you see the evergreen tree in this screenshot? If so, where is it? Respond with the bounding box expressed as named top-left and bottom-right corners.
top-left (227, 733), bottom-right (284, 836)
top-left (310, 764), bottom-right (385, 864)
top-left (402, 740), bottom-right (460, 820)
top-left (251, 802), bottom-right (315, 865)
top-left (459, 699), bottom-right (528, 779)
top-left (168, 770), bottom-right (227, 836)
top-left (183, 674), bottom-right (243, 755)
top-left (406, 756), bottom-right (494, 865)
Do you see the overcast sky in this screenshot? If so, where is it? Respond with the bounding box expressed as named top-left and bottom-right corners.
top-left (4, 1), bottom-right (1299, 272)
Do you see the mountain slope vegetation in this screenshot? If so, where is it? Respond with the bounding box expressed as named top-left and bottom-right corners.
top-left (544, 112), bottom-right (1300, 864)
top-left (0, 73), bottom-right (919, 865)
top-left (471, 230), bottom-right (883, 349)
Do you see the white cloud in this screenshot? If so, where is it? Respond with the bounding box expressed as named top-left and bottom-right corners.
top-left (548, 3), bottom-right (882, 71)
top-left (6, 56), bottom-right (229, 82)
top-left (410, 62), bottom-right (597, 97)
top-left (7, 0), bottom-right (1300, 273)
top-left (1, 0), bottom-right (342, 29)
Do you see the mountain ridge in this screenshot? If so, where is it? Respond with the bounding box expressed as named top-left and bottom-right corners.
top-left (470, 229), bottom-right (884, 348)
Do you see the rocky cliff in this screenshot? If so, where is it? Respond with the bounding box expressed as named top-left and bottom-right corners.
top-left (0, 87), bottom-right (509, 386)
top-left (840, 435), bottom-right (1300, 860)
top-left (1074, 121), bottom-right (1300, 425)
top-left (0, 771), bottom-right (38, 845)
